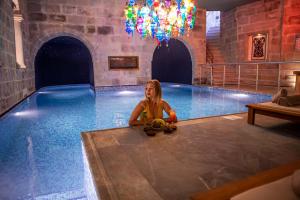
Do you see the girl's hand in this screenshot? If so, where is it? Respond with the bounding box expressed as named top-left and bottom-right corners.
top-left (168, 111), bottom-right (177, 123)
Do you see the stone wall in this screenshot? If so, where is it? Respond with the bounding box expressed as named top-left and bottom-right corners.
top-left (220, 0), bottom-right (282, 62)
top-left (221, 0), bottom-right (300, 62)
top-left (214, 0), bottom-right (300, 87)
top-left (220, 9), bottom-right (237, 63)
top-left (280, 0), bottom-right (300, 87)
top-left (0, 0), bottom-right (34, 115)
top-left (238, 0), bottom-right (283, 62)
top-left (282, 0), bottom-right (300, 61)
top-left (27, 0), bottom-right (206, 87)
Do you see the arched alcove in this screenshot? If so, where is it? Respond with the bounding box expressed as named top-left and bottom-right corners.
top-left (152, 38), bottom-right (193, 84)
top-left (35, 36), bottom-right (94, 89)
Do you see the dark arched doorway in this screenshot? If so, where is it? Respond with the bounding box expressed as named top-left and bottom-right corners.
top-left (35, 36), bottom-right (94, 89)
top-left (152, 39), bottom-right (192, 84)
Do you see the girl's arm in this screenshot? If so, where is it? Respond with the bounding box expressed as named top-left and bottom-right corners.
top-left (129, 101), bottom-right (145, 126)
top-left (162, 100), bottom-right (177, 122)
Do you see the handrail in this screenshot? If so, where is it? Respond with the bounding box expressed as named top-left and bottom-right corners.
top-left (199, 61), bottom-right (300, 92)
top-left (200, 60), bottom-right (300, 66)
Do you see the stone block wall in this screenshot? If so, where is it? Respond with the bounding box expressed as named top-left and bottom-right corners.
top-left (280, 0), bottom-right (300, 88)
top-left (221, 9), bottom-right (238, 63)
top-left (240, 0), bottom-right (283, 62)
top-left (215, 0), bottom-right (300, 87)
top-left (0, 0), bottom-right (34, 115)
top-left (282, 0), bottom-right (300, 61)
top-left (220, 0), bottom-right (300, 62)
top-left (227, 0), bottom-right (282, 62)
top-left (27, 0), bottom-right (206, 87)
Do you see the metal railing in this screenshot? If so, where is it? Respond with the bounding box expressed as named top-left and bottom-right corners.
top-left (199, 61), bottom-right (300, 91)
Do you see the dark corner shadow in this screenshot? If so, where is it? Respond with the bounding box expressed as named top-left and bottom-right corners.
top-left (254, 122), bottom-right (300, 139)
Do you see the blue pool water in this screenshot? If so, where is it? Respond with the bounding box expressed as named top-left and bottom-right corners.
top-left (0, 83), bottom-right (271, 199)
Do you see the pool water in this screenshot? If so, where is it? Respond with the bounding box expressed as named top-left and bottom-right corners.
top-left (0, 83), bottom-right (271, 199)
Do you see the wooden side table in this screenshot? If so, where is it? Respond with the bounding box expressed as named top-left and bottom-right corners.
top-left (294, 71), bottom-right (300, 94)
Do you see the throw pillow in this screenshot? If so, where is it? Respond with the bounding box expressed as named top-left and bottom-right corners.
top-left (272, 88), bottom-right (288, 103)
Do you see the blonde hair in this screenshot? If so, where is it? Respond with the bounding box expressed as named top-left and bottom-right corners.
top-left (145, 79), bottom-right (162, 104)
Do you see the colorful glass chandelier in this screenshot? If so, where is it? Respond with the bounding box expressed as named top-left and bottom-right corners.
top-left (124, 0), bottom-right (197, 44)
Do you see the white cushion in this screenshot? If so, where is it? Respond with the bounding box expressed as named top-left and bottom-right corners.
top-left (292, 169), bottom-right (300, 197)
top-left (231, 176), bottom-right (299, 200)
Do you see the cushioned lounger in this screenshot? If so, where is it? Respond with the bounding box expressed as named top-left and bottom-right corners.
top-left (246, 102), bottom-right (300, 124)
top-left (190, 160), bottom-right (300, 200)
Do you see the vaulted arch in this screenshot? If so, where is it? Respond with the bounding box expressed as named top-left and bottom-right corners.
top-left (152, 39), bottom-right (193, 84)
top-left (34, 36), bottom-right (94, 89)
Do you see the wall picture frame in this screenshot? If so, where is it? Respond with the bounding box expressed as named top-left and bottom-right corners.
top-left (108, 56), bottom-right (139, 70)
top-left (251, 33), bottom-right (268, 60)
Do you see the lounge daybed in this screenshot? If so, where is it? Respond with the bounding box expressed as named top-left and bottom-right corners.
top-left (246, 102), bottom-right (300, 125)
top-left (190, 160), bottom-right (300, 200)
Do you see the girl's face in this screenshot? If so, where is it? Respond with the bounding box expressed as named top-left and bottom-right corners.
top-left (145, 83), bottom-right (155, 99)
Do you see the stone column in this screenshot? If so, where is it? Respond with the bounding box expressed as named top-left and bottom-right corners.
top-left (13, 13), bottom-right (26, 68)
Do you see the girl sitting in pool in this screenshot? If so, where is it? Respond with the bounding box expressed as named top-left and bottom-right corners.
top-left (129, 79), bottom-right (177, 126)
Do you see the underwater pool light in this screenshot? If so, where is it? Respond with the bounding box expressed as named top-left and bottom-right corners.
top-left (118, 90), bottom-right (136, 95)
top-left (14, 110), bottom-right (38, 117)
top-left (232, 93), bottom-right (249, 98)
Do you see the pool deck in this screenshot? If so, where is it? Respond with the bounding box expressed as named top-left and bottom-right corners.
top-left (81, 114), bottom-right (300, 200)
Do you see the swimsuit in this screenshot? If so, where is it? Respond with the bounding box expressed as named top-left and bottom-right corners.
top-left (140, 100), bottom-right (163, 122)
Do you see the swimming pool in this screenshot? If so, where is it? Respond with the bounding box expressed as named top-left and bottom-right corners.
top-left (0, 83), bottom-right (271, 199)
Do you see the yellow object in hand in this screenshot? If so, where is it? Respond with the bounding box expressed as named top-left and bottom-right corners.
top-left (151, 118), bottom-right (166, 128)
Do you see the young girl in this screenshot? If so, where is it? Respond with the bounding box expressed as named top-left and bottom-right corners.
top-left (129, 80), bottom-right (177, 126)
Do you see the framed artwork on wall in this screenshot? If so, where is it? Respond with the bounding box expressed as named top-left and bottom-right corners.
top-left (251, 33), bottom-right (268, 60)
top-left (108, 56), bottom-right (139, 69)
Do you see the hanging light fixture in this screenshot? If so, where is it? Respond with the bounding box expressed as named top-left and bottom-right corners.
top-left (124, 0), bottom-right (197, 45)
